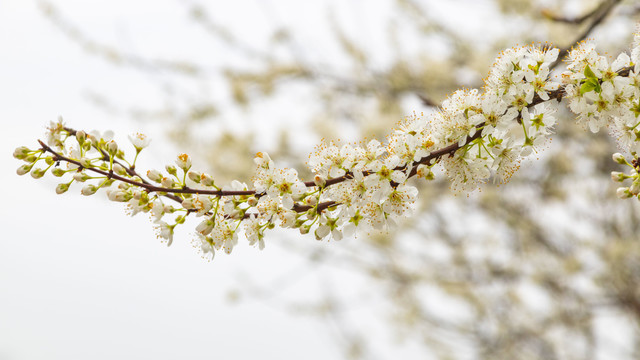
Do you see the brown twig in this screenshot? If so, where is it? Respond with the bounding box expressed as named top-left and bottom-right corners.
top-left (549, 0), bottom-right (622, 70)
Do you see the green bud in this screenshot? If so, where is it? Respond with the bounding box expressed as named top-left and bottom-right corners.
top-left (113, 163), bottom-right (127, 176)
top-left (81, 184), bottom-right (98, 196)
top-left (188, 171), bottom-right (201, 183)
top-left (51, 167), bottom-right (65, 177)
top-left (76, 130), bottom-right (86, 145)
top-left (16, 164), bottom-right (33, 176)
top-left (165, 165), bottom-right (177, 176)
top-left (13, 146), bottom-right (30, 160)
top-left (55, 183), bottom-right (70, 194)
top-left (30, 168), bottom-right (46, 179)
top-left (106, 140), bottom-right (118, 155)
top-left (611, 171), bottom-right (625, 182)
top-left (612, 153), bottom-right (627, 165)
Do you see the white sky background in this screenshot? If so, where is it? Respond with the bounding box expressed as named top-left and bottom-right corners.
top-left (0, 0), bottom-right (637, 359)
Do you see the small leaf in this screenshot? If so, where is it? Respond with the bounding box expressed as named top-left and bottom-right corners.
top-left (584, 65), bottom-right (596, 79)
top-left (580, 80), bottom-right (596, 95)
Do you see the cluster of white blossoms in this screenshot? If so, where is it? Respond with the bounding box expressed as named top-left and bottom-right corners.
top-left (14, 26), bottom-right (640, 260)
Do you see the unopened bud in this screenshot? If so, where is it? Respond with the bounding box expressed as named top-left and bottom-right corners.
top-left (247, 196), bottom-right (258, 207)
top-left (630, 181), bottom-right (640, 195)
top-left (107, 190), bottom-right (129, 202)
top-left (201, 173), bottom-right (215, 187)
top-left (79, 157), bottom-right (92, 168)
top-left (113, 163), bottom-right (127, 176)
top-left (16, 164), bottom-right (32, 176)
top-left (613, 153), bottom-right (627, 165)
top-left (616, 187), bottom-right (632, 199)
top-left (73, 172), bottom-right (89, 182)
top-left (51, 167), bottom-right (65, 177)
top-left (313, 174), bottom-right (326, 187)
top-left (81, 184), bottom-right (98, 196)
top-left (147, 169), bottom-right (163, 182)
top-left (30, 168), bottom-right (46, 179)
top-left (188, 171), bottom-right (201, 183)
top-left (76, 130), bottom-right (86, 145)
top-left (13, 146), bottom-right (30, 160)
top-left (611, 171), bottom-right (625, 182)
top-left (106, 140), bottom-right (118, 155)
top-left (305, 196), bottom-right (317, 206)
top-left (55, 183), bottom-right (70, 194)
top-left (165, 165), bottom-right (177, 176)
top-left (161, 177), bottom-right (175, 188)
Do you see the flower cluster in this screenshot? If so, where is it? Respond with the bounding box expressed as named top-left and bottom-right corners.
top-left (13, 26), bottom-right (640, 260)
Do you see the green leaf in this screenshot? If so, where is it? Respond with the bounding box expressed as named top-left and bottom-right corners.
top-left (584, 65), bottom-right (596, 79)
top-left (580, 80), bottom-right (596, 95)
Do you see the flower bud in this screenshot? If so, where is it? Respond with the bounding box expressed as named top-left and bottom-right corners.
top-left (13, 146), bottom-right (30, 160)
top-left (44, 157), bottom-right (55, 166)
top-left (55, 183), bottom-right (70, 194)
top-left (188, 171), bottom-right (201, 183)
top-left (165, 165), bottom-right (177, 176)
top-left (51, 167), bottom-right (65, 177)
top-left (106, 140), bottom-right (118, 155)
top-left (147, 169), bottom-right (163, 182)
top-left (182, 198), bottom-right (196, 209)
top-left (196, 219), bottom-right (214, 236)
top-left (107, 189), bottom-right (129, 202)
top-left (201, 173), bottom-right (215, 187)
top-left (24, 155), bottom-right (38, 163)
top-left (161, 177), bottom-right (175, 188)
top-left (81, 184), bottom-right (98, 196)
top-left (611, 171), bottom-right (625, 182)
top-left (113, 163), bottom-right (127, 176)
top-left (313, 174), bottom-right (326, 187)
top-left (305, 196), bottom-right (317, 206)
top-left (80, 157), bottom-right (92, 168)
top-left (247, 196), bottom-right (258, 207)
top-left (616, 187), bottom-right (632, 199)
top-left (73, 172), bottom-right (89, 182)
top-left (76, 130), bottom-right (86, 145)
top-left (630, 181), bottom-right (640, 195)
top-left (30, 168), bottom-right (46, 179)
top-left (16, 164), bottom-right (32, 176)
top-left (613, 153), bottom-right (627, 165)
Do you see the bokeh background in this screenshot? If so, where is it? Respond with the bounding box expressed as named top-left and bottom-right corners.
top-left (2, 0), bottom-right (640, 359)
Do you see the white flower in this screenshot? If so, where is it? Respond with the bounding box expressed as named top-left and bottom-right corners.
top-left (128, 133), bottom-right (151, 151)
top-left (211, 218), bottom-right (238, 254)
top-left (175, 153), bottom-right (192, 171)
top-left (195, 233), bottom-right (215, 261)
top-left (196, 217), bottom-right (215, 236)
top-left (266, 168), bottom-right (306, 209)
top-left (244, 215), bottom-right (265, 249)
top-left (156, 221), bottom-right (175, 246)
top-left (382, 184), bottom-right (419, 217)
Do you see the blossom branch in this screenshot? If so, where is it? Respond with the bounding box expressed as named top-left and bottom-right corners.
top-left (14, 25), bottom-right (640, 260)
